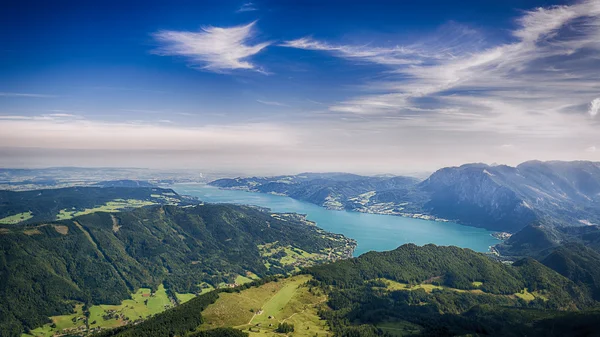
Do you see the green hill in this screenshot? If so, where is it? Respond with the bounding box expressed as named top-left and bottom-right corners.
top-left (0, 204), bottom-right (354, 336)
top-left (91, 244), bottom-right (600, 337)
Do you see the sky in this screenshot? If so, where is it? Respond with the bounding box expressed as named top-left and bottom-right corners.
top-left (1, 0), bottom-right (600, 175)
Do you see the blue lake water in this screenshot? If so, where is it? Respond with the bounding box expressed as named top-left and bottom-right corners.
top-left (172, 184), bottom-right (500, 256)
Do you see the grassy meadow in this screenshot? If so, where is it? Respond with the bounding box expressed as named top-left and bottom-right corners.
top-left (200, 275), bottom-right (331, 336)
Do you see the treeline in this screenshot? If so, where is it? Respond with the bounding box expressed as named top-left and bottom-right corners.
top-left (93, 291), bottom-right (218, 337)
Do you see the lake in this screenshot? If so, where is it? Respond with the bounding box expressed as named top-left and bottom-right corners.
top-left (172, 184), bottom-right (500, 256)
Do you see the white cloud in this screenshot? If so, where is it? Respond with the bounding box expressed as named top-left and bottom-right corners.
top-left (0, 114), bottom-right (81, 121)
top-left (280, 37), bottom-right (421, 65)
top-left (586, 146), bottom-right (597, 153)
top-left (590, 98), bottom-right (600, 117)
top-left (281, 0), bottom-right (600, 140)
top-left (256, 99), bottom-right (289, 107)
top-left (0, 92), bottom-right (56, 98)
top-left (236, 2), bottom-right (257, 13)
top-left (153, 21), bottom-right (270, 73)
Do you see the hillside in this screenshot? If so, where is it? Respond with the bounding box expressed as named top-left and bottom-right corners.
top-left (0, 204), bottom-right (354, 336)
top-left (0, 186), bottom-right (195, 224)
top-left (211, 161), bottom-right (600, 232)
top-left (92, 244), bottom-right (600, 337)
top-left (306, 244), bottom-right (600, 336)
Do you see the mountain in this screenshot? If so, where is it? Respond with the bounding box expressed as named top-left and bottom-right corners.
top-left (495, 225), bottom-right (600, 302)
top-left (0, 204), bottom-right (354, 336)
top-left (210, 173), bottom-right (427, 218)
top-left (94, 244), bottom-right (600, 337)
top-left (306, 244), bottom-right (600, 336)
top-left (211, 161), bottom-right (600, 232)
top-left (541, 243), bottom-right (600, 302)
top-left (496, 224), bottom-right (600, 257)
top-left (0, 186), bottom-right (194, 224)
top-left (421, 161), bottom-right (600, 231)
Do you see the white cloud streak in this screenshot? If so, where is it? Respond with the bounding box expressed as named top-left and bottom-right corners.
top-left (280, 38), bottom-right (421, 65)
top-left (236, 2), bottom-right (257, 13)
top-left (153, 21), bottom-right (270, 73)
top-left (0, 92), bottom-right (56, 98)
top-left (256, 99), bottom-right (289, 107)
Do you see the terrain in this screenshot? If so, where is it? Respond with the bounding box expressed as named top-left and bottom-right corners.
top-left (0, 201), bottom-right (354, 336)
top-left (90, 244), bottom-right (600, 337)
top-left (4, 161), bottom-right (600, 336)
top-left (211, 160), bottom-right (600, 232)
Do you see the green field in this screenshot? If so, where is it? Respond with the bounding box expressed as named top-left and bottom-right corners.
top-left (175, 282), bottom-right (216, 304)
top-left (89, 284), bottom-right (172, 328)
top-left (200, 275), bottom-right (330, 336)
top-left (25, 285), bottom-right (173, 336)
top-left (25, 304), bottom-right (86, 337)
top-left (258, 242), bottom-right (325, 271)
top-left (514, 288), bottom-right (548, 302)
top-left (382, 279), bottom-right (460, 293)
top-left (55, 199), bottom-right (156, 220)
top-left (175, 293), bottom-right (197, 304)
top-left (0, 211), bottom-right (33, 224)
top-left (380, 279), bottom-right (548, 303)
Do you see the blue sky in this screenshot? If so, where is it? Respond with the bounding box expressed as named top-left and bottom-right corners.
top-left (1, 0), bottom-right (599, 174)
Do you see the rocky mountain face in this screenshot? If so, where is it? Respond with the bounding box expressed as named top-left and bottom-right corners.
top-left (421, 161), bottom-right (600, 231)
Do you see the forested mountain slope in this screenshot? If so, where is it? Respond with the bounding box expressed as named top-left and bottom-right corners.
top-left (305, 244), bottom-right (600, 336)
top-left (94, 244), bottom-right (600, 337)
top-left (0, 204), bottom-right (354, 336)
top-left (0, 186), bottom-right (194, 224)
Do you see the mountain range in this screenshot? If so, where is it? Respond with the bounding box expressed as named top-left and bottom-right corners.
top-left (211, 160), bottom-right (600, 232)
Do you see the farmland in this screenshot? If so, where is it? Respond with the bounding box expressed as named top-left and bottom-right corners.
top-left (24, 285), bottom-right (173, 337)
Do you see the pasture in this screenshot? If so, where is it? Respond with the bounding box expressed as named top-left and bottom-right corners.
top-left (200, 275), bottom-right (330, 336)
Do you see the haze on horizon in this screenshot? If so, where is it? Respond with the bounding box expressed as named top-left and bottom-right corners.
top-left (1, 0), bottom-right (600, 175)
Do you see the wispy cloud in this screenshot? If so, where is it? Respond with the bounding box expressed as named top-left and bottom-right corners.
top-left (280, 37), bottom-right (421, 66)
top-left (153, 21), bottom-right (270, 73)
top-left (282, 0), bottom-right (600, 139)
top-left (256, 99), bottom-right (289, 107)
top-left (0, 92), bottom-right (56, 98)
top-left (236, 2), bottom-right (257, 13)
